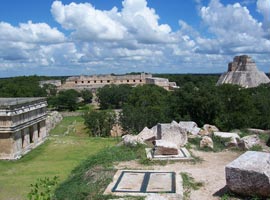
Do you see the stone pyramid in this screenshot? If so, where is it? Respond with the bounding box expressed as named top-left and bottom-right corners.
top-left (217, 55), bottom-right (270, 88)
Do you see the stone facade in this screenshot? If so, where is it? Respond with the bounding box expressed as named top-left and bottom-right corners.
top-left (60, 73), bottom-right (177, 91)
top-left (0, 98), bottom-right (47, 160)
top-left (217, 55), bottom-right (270, 88)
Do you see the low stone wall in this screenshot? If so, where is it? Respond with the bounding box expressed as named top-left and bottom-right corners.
top-left (46, 111), bottom-right (63, 133)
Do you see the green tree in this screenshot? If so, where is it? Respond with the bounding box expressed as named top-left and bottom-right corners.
top-left (120, 85), bottom-right (171, 133)
top-left (80, 89), bottom-right (93, 103)
top-left (97, 84), bottom-right (132, 109)
top-left (0, 75), bottom-right (47, 97)
top-left (170, 83), bottom-right (221, 126)
top-left (49, 89), bottom-right (80, 111)
top-left (215, 84), bottom-right (256, 131)
top-left (250, 84), bottom-right (270, 129)
top-left (84, 110), bottom-right (116, 137)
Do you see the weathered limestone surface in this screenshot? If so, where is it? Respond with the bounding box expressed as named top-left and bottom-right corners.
top-left (157, 121), bottom-right (188, 148)
top-left (214, 132), bottom-right (240, 147)
top-left (237, 134), bottom-right (260, 150)
top-left (217, 55), bottom-right (270, 88)
top-left (226, 151), bottom-right (270, 197)
top-left (179, 121), bottom-right (201, 135)
top-left (153, 140), bottom-right (178, 155)
top-left (200, 136), bottom-right (214, 149)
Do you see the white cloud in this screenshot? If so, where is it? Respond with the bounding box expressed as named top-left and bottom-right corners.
top-left (257, 0), bottom-right (270, 34)
top-left (51, 1), bottom-right (126, 41)
top-left (0, 21), bottom-right (65, 43)
top-left (197, 0), bottom-right (270, 55)
top-left (51, 0), bottom-right (173, 44)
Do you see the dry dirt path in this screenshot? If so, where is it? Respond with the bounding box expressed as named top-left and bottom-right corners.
top-left (116, 149), bottom-right (242, 200)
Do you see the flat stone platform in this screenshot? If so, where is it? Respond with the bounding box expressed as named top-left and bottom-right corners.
top-left (146, 147), bottom-right (193, 161)
top-left (104, 170), bottom-right (183, 199)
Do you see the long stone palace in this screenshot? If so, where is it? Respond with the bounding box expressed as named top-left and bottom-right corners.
top-left (0, 98), bottom-right (47, 160)
top-left (41, 73), bottom-right (178, 91)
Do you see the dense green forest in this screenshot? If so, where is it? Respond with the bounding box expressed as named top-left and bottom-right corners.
top-left (1, 74), bottom-right (270, 133)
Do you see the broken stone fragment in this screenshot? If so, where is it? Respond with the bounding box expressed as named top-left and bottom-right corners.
top-left (237, 134), bottom-right (260, 150)
top-left (137, 127), bottom-right (156, 142)
top-left (179, 121), bottom-right (201, 135)
top-left (200, 136), bottom-right (214, 149)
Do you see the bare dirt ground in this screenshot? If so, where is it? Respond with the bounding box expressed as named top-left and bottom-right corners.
top-left (115, 149), bottom-right (242, 200)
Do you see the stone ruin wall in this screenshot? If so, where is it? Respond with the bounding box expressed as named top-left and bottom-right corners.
top-left (0, 98), bottom-right (48, 160)
top-left (61, 73), bottom-right (152, 90)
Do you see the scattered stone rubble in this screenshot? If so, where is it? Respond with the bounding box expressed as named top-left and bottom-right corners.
top-left (122, 120), bottom-right (267, 151)
top-left (46, 111), bottom-right (63, 133)
top-left (217, 55), bottom-right (270, 88)
top-left (226, 151), bottom-right (270, 197)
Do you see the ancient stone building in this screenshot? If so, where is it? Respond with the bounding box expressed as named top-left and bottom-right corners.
top-left (217, 55), bottom-right (270, 88)
top-left (146, 77), bottom-right (178, 90)
top-left (0, 98), bottom-right (47, 160)
top-left (60, 73), bottom-right (177, 91)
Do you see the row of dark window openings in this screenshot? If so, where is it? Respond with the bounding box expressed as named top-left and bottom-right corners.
top-left (21, 123), bottom-right (41, 148)
top-left (75, 80), bottom-right (143, 84)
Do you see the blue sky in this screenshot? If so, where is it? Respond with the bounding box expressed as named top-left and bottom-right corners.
top-left (0, 0), bottom-right (269, 77)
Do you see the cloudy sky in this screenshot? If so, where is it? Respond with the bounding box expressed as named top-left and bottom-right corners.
top-left (0, 0), bottom-right (269, 77)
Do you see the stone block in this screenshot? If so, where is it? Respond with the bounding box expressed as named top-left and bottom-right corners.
top-left (226, 151), bottom-right (270, 197)
top-left (153, 140), bottom-right (178, 155)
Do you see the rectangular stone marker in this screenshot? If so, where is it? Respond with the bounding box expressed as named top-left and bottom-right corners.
top-left (112, 171), bottom-right (175, 193)
top-left (115, 172), bottom-right (145, 192)
top-left (147, 173), bottom-right (174, 192)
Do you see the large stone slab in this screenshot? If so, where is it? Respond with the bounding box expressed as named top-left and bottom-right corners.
top-left (156, 121), bottom-right (187, 148)
top-left (226, 151), bottom-right (270, 197)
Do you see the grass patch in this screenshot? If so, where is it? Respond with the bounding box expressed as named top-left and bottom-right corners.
top-left (50, 115), bottom-right (87, 137)
top-left (54, 144), bottom-right (148, 200)
top-left (181, 172), bottom-right (204, 200)
top-left (0, 116), bottom-right (117, 200)
top-left (249, 144), bottom-right (263, 151)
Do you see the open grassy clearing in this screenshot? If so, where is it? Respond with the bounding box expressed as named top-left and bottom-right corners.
top-left (0, 116), bottom-right (117, 200)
